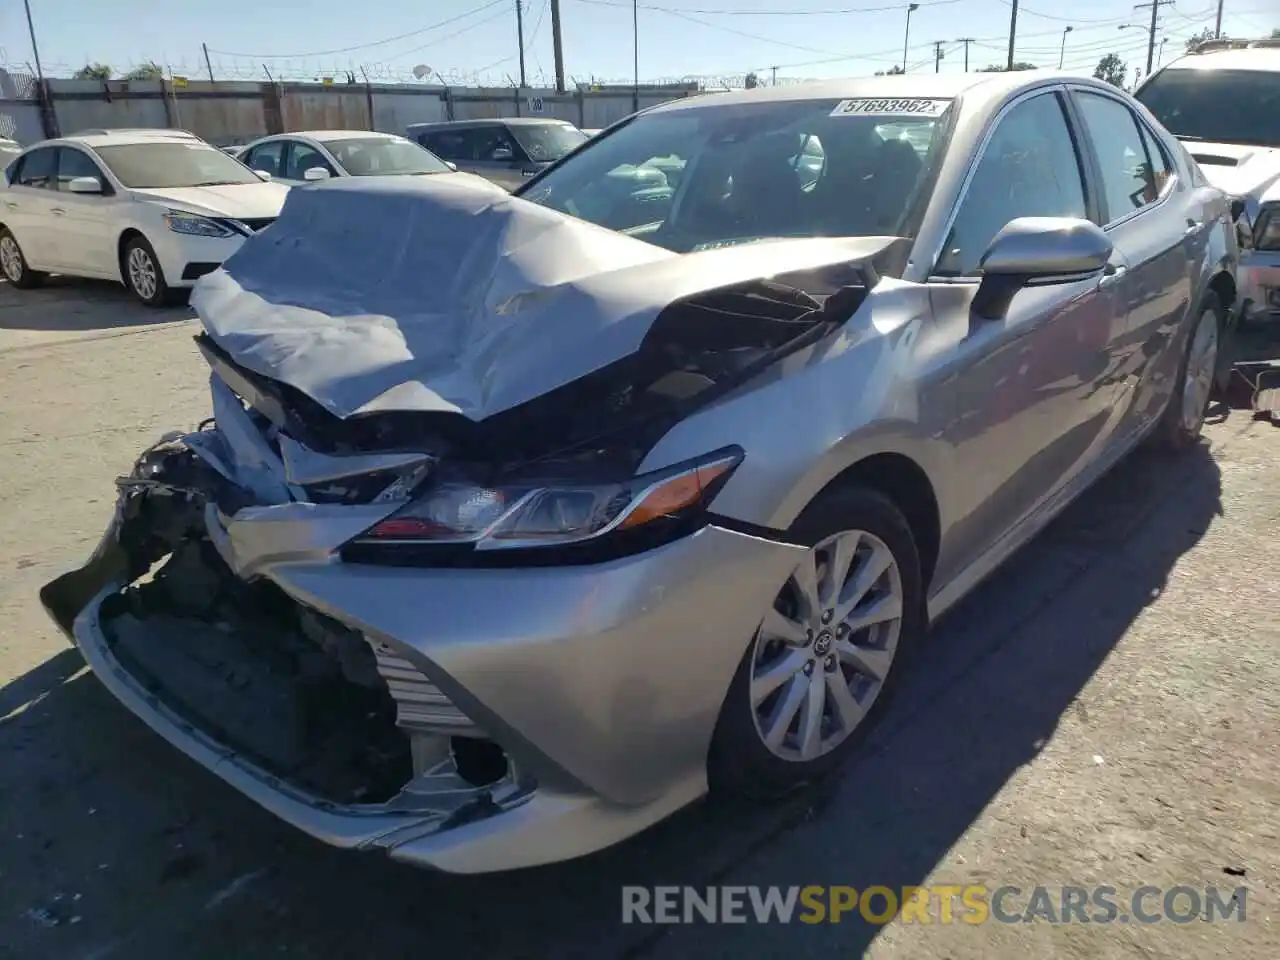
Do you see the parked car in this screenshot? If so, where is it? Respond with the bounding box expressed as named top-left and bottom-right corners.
top-left (405, 117), bottom-right (589, 190)
top-left (44, 71), bottom-right (1237, 874)
top-left (235, 129), bottom-right (498, 192)
top-left (1135, 39), bottom-right (1280, 321)
top-left (0, 128), bottom-right (288, 305)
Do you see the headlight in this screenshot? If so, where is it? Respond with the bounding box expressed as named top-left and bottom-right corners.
top-left (344, 448), bottom-right (743, 566)
top-left (1255, 205), bottom-right (1280, 252)
top-left (162, 210), bottom-right (235, 238)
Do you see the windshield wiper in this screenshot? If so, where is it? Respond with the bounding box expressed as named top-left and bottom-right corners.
top-left (188, 180), bottom-right (245, 187)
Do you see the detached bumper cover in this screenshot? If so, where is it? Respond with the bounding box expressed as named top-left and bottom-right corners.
top-left (1239, 248), bottom-right (1280, 321)
top-left (41, 449), bottom-right (805, 873)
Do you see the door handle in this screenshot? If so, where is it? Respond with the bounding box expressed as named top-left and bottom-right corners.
top-left (1098, 264), bottom-right (1126, 288)
top-left (3, 201), bottom-right (16, 210)
top-left (50, 207), bottom-right (66, 216)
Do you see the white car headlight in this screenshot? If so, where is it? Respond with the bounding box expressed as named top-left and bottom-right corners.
top-left (345, 448), bottom-right (743, 564)
top-left (162, 210), bottom-right (235, 239)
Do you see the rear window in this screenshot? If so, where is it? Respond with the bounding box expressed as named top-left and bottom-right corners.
top-left (1135, 68), bottom-right (1280, 148)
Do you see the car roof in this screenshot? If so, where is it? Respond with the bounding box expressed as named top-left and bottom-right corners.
top-left (1158, 46), bottom-right (1280, 73)
top-left (55, 129), bottom-right (209, 148)
top-left (275, 130), bottom-right (401, 141)
top-left (406, 117), bottom-right (576, 131)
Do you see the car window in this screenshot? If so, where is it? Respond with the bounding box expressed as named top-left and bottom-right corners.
top-left (56, 148), bottom-right (105, 189)
top-left (321, 137), bottom-right (450, 176)
top-left (936, 92), bottom-right (1087, 277)
top-left (243, 141), bottom-right (285, 178)
top-left (286, 142), bottom-right (335, 180)
top-left (1137, 121), bottom-right (1173, 198)
top-left (519, 98), bottom-right (951, 253)
top-left (1135, 68), bottom-right (1280, 149)
top-left (11, 146), bottom-right (56, 189)
top-left (507, 123), bottom-right (588, 163)
top-left (471, 127), bottom-right (521, 162)
top-left (420, 131), bottom-right (467, 161)
top-left (1074, 92), bottom-right (1160, 223)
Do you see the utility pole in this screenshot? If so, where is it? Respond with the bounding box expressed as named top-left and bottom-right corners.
top-left (515, 0), bottom-right (528, 89)
top-left (632, 0), bottom-right (639, 112)
top-left (551, 0), bottom-right (566, 92)
top-left (771, 65), bottom-right (778, 84)
top-left (1058, 25), bottom-right (1073, 69)
top-left (21, 0), bottom-right (46, 85)
top-left (202, 42), bottom-right (215, 82)
top-left (902, 3), bottom-right (920, 72)
top-left (1214, 0), bottom-right (1224, 37)
top-left (956, 37), bottom-right (974, 72)
top-left (1133, 0), bottom-right (1173, 77)
top-left (1158, 35), bottom-right (1167, 65)
top-left (1006, 0), bottom-right (1018, 70)
top-left (933, 40), bottom-right (945, 73)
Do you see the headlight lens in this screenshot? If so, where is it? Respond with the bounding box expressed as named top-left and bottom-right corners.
top-left (349, 448), bottom-right (743, 560)
top-left (162, 210), bottom-right (235, 238)
top-left (1255, 205), bottom-right (1280, 251)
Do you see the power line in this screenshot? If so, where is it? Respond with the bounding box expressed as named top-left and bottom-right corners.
top-left (568, 0), bottom-right (962, 14)
top-left (206, 0), bottom-right (508, 59)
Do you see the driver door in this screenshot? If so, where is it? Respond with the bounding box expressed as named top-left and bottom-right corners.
top-left (45, 147), bottom-right (117, 277)
top-left (931, 90), bottom-right (1131, 575)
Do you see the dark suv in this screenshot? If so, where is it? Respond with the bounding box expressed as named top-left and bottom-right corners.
top-left (405, 118), bottom-right (588, 191)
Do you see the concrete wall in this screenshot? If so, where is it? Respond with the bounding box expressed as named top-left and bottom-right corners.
top-left (2, 77), bottom-right (699, 145)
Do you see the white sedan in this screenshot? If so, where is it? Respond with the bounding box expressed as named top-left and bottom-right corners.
top-left (236, 129), bottom-right (497, 190)
top-left (0, 129), bottom-right (289, 306)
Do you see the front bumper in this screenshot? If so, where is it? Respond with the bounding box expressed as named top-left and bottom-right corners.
top-left (150, 230), bottom-right (247, 289)
top-left (1239, 248), bottom-right (1280, 322)
top-left (42, 444), bottom-right (805, 873)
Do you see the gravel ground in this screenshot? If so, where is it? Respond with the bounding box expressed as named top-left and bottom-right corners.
top-left (1, 279), bottom-right (1277, 960)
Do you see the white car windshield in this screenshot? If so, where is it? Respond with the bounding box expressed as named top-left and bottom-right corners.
top-left (517, 98), bottom-right (950, 254)
top-left (1136, 68), bottom-right (1280, 149)
top-left (320, 137), bottom-right (452, 176)
top-left (94, 142), bottom-right (263, 188)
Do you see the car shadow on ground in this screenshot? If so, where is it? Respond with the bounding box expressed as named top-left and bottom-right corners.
top-left (0, 276), bottom-right (190, 333)
top-left (0, 438), bottom-right (1224, 959)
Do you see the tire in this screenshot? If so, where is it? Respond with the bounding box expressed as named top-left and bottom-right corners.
top-left (121, 235), bottom-right (179, 307)
top-left (707, 485), bottom-right (926, 800)
top-left (0, 227), bottom-right (45, 289)
top-left (1151, 291), bottom-right (1224, 452)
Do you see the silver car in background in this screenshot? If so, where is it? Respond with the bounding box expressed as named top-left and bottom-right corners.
top-left (44, 71), bottom-right (1237, 874)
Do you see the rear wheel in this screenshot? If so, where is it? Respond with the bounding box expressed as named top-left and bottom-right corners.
top-left (1152, 292), bottom-right (1222, 451)
top-left (708, 486), bottom-right (925, 799)
top-left (0, 227), bottom-right (45, 289)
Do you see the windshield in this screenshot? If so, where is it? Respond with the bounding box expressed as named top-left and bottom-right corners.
top-left (1135, 68), bottom-right (1280, 148)
top-left (516, 98), bottom-right (951, 254)
top-left (94, 142), bottom-right (262, 188)
top-left (321, 136), bottom-right (451, 176)
top-left (509, 123), bottom-right (589, 163)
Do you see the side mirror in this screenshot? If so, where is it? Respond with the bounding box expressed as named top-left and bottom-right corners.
top-left (491, 145), bottom-right (514, 162)
top-left (253, 169), bottom-right (273, 181)
top-left (445, 160), bottom-right (458, 171)
top-left (67, 176), bottom-right (103, 195)
top-left (973, 217), bottom-right (1113, 321)
top-left (303, 166), bottom-right (331, 182)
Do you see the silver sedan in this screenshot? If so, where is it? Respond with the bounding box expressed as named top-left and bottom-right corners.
top-left (43, 69), bottom-right (1238, 874)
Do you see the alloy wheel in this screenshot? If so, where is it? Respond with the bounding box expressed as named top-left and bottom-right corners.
top-left (127, 246), bottom-right (158, 301)
top-left (0, 235), bottom-right (22, 283)
top-left (749, 529), bottom-right (904, 762)
top-left (1180, 308), bottom-right (1218, 435)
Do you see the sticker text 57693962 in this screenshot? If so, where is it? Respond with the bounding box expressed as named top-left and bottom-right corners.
top-left (830, 98), bottom-right (952, 118)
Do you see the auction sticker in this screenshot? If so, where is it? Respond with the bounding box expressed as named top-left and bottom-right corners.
top-left (830, 97), bottom-right (951, 117)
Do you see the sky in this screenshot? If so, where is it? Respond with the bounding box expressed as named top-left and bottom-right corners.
top-left (2, 0), bottom-right (1275, 89)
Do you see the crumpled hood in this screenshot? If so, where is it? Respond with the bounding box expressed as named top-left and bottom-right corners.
top-left (192, 175), bottom-right (899, 422)
top-left (133, 181), bottom-right (290, 220)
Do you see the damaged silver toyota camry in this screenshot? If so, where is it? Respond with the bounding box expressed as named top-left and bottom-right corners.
top-left (43, 72), bottom-right (1238, 873)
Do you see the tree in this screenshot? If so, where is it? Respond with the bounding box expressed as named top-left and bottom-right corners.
top-left (73, 63), bottom-right (112, 80)
top-left (1184, 27), bottom-right (1222, 52)
top-left (874, 65), bottom-right (906, 76)
top-left (1093, 53), bottom-right (1127, 87)
top-left (744, 72), bottom-right (760, 89)
top-left (123, 61), bottom-right (164, 81)
top-left (977, 62), bottom-right (1036, 72)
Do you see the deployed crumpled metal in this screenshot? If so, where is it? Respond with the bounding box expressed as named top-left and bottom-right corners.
top-left (192, 175), bottom-right (898, 422)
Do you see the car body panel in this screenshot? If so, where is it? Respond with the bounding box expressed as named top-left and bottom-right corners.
top-left (43, 71), bottom-right (1238, 873)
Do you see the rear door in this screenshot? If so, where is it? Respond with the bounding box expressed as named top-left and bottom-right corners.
top-left (930, 89), bottom-right (1131, 573)
top-left (1067, 86), bottom-right (1194, 436)
top-left (45, 146), bottom-right (118, 276)
top-left (2, 146), bottom-right (59, 267)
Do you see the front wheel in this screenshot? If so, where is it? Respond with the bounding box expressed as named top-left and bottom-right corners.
top-left (708, 485), bottom-right (925, 799)
top-left (1152, 292), bottom-right (1223, 451)
top-left (122, 236), bottom-right (179, 307)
